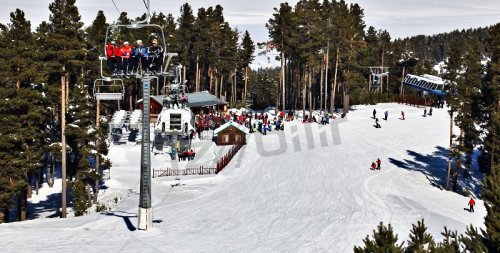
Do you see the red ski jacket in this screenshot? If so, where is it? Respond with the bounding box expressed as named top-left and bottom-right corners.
top-left (106, 44), bottom-right (122, 58)
top-left (469, 199), bottom-right (475, 206)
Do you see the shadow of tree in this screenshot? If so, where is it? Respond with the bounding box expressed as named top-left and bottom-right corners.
top-left (389, 146), bottom-right (483, 197)
top-left (28, 187), bottom-right (73, 219)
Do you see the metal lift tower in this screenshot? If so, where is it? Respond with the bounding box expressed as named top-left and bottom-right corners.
top-left (138, 76), bottom-right (154, 230)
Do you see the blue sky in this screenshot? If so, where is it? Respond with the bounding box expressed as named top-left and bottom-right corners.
top-left (1, 0), bottom-right (499, 43)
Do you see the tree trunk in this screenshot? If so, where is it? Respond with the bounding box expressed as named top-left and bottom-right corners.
top-left (61, 73), bottom-right (67, 218)
top-left (302, 71), bottom-right (307, 119)
top-left (309, 68), bottom-right (313, 120)
top-left (27, 173), bottom-right (32, 199)
top-left (48, 154), bottom-right (55, 188)
top-left (320, 59), bottom-right (324, 112)
top-left (324, 42), bottom-right (329, 112)
top-left (446, 110), bottom-right (454, 191)
top-left (281, 51), bottom-right (286, 112)
top-left (400, 65), bottom-right (406, 96)
top-left (220, 75), bottom-right (224, 99)
top-left (86, 183), bottom-right (92, 207)
top-left (4, 208), bottom-right (9, 223)
top-left (17, 188), bottom-right (27, 221)
top-left (35, 171), bottom-right (40, 195)
top-left (195, 55), bottom-right (199, 92)
top-left (94, 99), bottom-right (100, 204)
top-left (244, 66), bottom-right (249, 105)
top-left (330, 46), bottom-right (340, 114)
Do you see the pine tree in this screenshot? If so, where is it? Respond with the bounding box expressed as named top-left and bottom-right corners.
top-left (405, 219), bottom-right (435, 253)
top-left (481, 22), bottom-right (500, 253)
top-left (443, 39), bottom-right (465, 192)
top-left (0, 8), bottom-right (48, 221)
top-left (460, 225), bottom-right (488, 252)
top-left (353, 222), bottom-right (404, 253)
top-left (434, 227), bottom-right (460, 252)
top-left (240, 30), bottom-right (255, 104)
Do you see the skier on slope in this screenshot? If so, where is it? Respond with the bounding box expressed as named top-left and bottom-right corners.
top-left (468, 198), bottom-right (475, 212)
top-left (424, 108), bottom-right (427, 117)
top-left (375, 118), bottom-right (380, 128)
top-left (377, 158), bottom-right (381, 170)
top-left (373, 109), bottom-right (377, 119)
top-left (401, 111), bottom-right (405, 120)
top-left (429, 107), bottom-right (433, 116)
top-left (384, 111), bottom-right (388, 120)
top-left (371, 162), bottom-right (377, 170)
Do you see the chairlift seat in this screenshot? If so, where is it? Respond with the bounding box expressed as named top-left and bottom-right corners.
top-left (95, 92), bottom-right (124, 100)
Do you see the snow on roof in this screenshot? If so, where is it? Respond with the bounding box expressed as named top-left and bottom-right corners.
top-left (214, 121), bottom-right (249, 135)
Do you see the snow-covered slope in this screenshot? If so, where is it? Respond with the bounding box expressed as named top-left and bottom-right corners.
top-left (0, 103), bottom-right (485, 253)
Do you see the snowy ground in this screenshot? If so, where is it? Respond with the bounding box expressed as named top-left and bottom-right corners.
top-left (0, 103), bottom-right (486, 253)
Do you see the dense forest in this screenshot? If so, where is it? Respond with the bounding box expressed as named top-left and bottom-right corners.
top-left (0, 0), bottom-right (498, 251)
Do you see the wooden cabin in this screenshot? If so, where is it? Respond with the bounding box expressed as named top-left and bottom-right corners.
top-left (214, 121), bottom-right (249, 146)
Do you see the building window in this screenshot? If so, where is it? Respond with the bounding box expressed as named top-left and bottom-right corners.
top-left (235, 134), bottom-right (241, 143)
top-left (223, 134), bottom-right (229, 143)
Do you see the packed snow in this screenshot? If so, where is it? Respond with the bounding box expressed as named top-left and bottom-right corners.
top-left (0, 103), bottom-right (486, 253)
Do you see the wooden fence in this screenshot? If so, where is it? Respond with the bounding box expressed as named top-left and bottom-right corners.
top-left (152, 143), bottom-right (244, 178)
top-left (396, 95), bottom-right (435, 107)
top-left (216, 144), bottom-right (243, 174)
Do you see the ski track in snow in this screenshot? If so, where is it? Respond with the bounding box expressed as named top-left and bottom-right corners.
top-left (0, 103), bottom-right (486, 253)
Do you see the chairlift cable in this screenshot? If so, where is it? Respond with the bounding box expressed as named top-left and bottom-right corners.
top-left (111, 0), bottom-right (121, 16)
top-left (142, 0), bottom-right (149, 12)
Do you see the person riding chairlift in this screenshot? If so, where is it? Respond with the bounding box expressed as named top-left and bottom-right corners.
top-left (120, 41), bottom-right (132, 75)
top-left (106, 40), bottom-right (122, 76)
top-left (148, 38), bottom-right (164, 75)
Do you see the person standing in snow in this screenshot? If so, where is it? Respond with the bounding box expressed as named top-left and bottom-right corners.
top-left (424, 108), bottom-right (427, 117)
top-left (401, 111), bottom-right (405, 120)
top-left (376, 158), bottom-right (381, 170)
top-left (371, 162), bottom-right (377, 170)
top-left (468, 198), bottom-right (475, 212)
top-left (384, 111), bottom-right (388, 121)
top-left (429, 107), bottom-right (433, 116)
top-left (375, 118), bottom-right (380, 128)
top-left (373, 109), bottom-right (377, 119)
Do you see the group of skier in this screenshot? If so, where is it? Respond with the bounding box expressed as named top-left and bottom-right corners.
top-left (423, 107), bottom-right (433, 117)
top-left (370, 159), bottom-right (382, 170)
top-left (106, 38), bottom-right (164, 77)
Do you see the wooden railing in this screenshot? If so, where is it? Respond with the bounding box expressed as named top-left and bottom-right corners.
top-left (153, 166), bottom-right (216, 178)
top-left (396, 96), bottom-right (435, 107)
top-left (152, 143), bottom-right (244, 178)
top-left (216, 144), bottom-right (243, 174)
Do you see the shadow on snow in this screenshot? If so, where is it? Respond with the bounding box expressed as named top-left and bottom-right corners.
top-left (389, 146), bottom-right (484, 198)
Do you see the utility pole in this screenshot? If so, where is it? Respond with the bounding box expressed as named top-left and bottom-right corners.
top-left (138, 76), bottom-right (154, 230)
top-left (61, 73), bottom-right (67, 218)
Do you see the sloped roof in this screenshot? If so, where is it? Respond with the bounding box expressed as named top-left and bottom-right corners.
top-left (214, 121), bottom-right (249, 135)
top-left (187, 91), bottom-right (227, 108)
